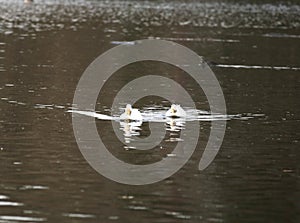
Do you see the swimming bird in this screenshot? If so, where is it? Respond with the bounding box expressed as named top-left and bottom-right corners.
top-left (166, 104), bottom-right (186, 118)
top-left (120, 104), bottom-right (143, 121)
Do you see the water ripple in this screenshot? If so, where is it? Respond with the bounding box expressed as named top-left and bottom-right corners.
top-left (215, 64), bottom-right (300, 71)
top-left (0, 216), bottom-right (46, 222)
top-left (0, 201), bottom-right (23, 207)
top-left (0, 195), bottom-right (9, 200)
top-left (19, 185), bottom-right (49, 190)
top-left (62, 213), bottom-right (96, 219)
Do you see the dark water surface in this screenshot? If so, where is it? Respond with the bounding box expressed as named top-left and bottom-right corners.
top-left (0, 0), bottom-right (299, 222)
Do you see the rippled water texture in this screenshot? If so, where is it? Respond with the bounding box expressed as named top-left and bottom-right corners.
top-left (0, 0), bottom-right (299, 222)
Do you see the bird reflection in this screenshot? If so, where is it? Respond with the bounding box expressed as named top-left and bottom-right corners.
top-left (119, 118), bottom-right (186, 146)
top-left (119, 120), bottom-right (142, 144)
top-left (165, 118), bottom-right (186, 142)
top-left (166, 118), bottom-right (185, 132)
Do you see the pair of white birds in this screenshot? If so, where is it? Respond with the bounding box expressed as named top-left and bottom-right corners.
top-left (120, 104), bottom-right (186, 121)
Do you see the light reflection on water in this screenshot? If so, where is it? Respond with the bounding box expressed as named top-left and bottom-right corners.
top-left (0, 0), bottom-right (299, 34)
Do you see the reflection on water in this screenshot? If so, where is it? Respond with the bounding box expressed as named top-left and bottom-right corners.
top-left (0, 0), bottom-right (300, 34)
top-left (120, 120), bottom-right (142, 145)
top-left (0, 0), bottom-right (299, 222)
top-left (166, 118), bottom-right (185, 133)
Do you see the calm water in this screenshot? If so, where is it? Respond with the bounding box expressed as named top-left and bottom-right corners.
top-left (0, 0), bottom-right (299, 222)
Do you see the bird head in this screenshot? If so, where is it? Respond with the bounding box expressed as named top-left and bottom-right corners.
top-left (125, 104), bottom-right (132, 116)
top-left (170, 104), bottom-right (177, 114)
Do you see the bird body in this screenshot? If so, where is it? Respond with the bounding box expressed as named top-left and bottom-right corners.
top-left (120, 104), bottom-right (143, 121)
top-left (166, 104), bottom-right (186, 118)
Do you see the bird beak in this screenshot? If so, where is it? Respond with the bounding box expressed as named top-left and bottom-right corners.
top-left (126, 109), bottom-right (131, 116)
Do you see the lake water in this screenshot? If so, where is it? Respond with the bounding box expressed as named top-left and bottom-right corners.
top-left (0, 0), bottom-right (299, 222)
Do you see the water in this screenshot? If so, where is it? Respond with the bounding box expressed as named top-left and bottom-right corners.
top-left (0, 0), bottom-right (299, 222)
